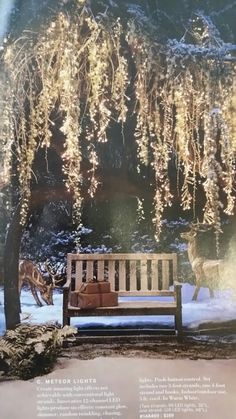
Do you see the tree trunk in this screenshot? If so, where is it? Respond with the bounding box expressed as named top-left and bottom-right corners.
top-left (4, 204), bottom-right (23, 330)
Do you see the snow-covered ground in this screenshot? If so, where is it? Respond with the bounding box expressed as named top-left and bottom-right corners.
top-left (0, 283), bottom-right (236, 335)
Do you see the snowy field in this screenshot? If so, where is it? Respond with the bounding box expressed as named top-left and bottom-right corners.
top-left (0, 283), bottom-right (236, 335)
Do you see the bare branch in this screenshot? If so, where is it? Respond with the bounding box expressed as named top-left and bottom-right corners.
top-left (211, 1), bottom-right (236, 17)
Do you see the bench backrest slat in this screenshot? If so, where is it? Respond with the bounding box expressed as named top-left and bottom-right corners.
top-left (108, 260), bottom-right (115, 289)
top-left (86, 260), bottom-right (93, 281)
top-left (130, 260), bottom-right (137, 291)
top-left (98, 260), bottom-right (105, 280)
top-left (68, 253), bottom-right (177, 293)
top-left (118, 260), bottom-right (126, 291)
top-left (75, 261), bottom-right (83, 290)
top-left (140, 260), bottom-right (147, 291)
top-left (151, 260), bottom-right (159, 290)
top-left (162, 260), bottom-right (169, 290)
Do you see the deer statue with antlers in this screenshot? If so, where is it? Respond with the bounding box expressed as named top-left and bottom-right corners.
top-left (180, 224), bottom-right (226, 301)
top-left (19, 260), bottom-right (61, 306)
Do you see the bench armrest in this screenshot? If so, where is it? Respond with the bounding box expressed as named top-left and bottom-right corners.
top-left (63, 277), bottom-right (72, 290)
top-left (174, 281), bottom-right (182, 307)
top-left (174, 282), bottom-right (182, 296)
top-left (174, 281), bottom-right (182, 288)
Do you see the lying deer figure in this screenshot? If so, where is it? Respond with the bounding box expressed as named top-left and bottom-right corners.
top-left (19, 260), bottom-right (58, 306)
top-left (180, 224), bottom-right (225, 301)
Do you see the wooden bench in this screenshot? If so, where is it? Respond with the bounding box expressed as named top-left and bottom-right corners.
top-left (63, 253), bottom-right (183, 341)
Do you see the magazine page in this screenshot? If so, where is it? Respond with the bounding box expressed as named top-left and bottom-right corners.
top-left (0, 1), bottom-right (236, 418)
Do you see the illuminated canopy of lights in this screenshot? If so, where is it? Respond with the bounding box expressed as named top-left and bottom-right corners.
top-left (0, 6), bottom-right (236, 242)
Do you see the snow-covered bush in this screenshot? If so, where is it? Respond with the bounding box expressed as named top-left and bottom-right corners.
top-left (0, 323), bottom-right (76, 380)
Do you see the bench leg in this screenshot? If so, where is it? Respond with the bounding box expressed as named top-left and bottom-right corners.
top-left (63, 288), bottom-right (70, 327)
top-left (63, 316), bottom-right (71, 327)
top-left (175, 283), bottom-right (183, 342)
top-left (175, 312), bottom-right (183, 342)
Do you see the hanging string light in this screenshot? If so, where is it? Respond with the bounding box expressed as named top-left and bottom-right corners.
top-left (0, 6), bottom-right (235, 240)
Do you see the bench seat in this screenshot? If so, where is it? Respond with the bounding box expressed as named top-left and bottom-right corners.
top-left (68, 300), bottom-right (178, 316)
